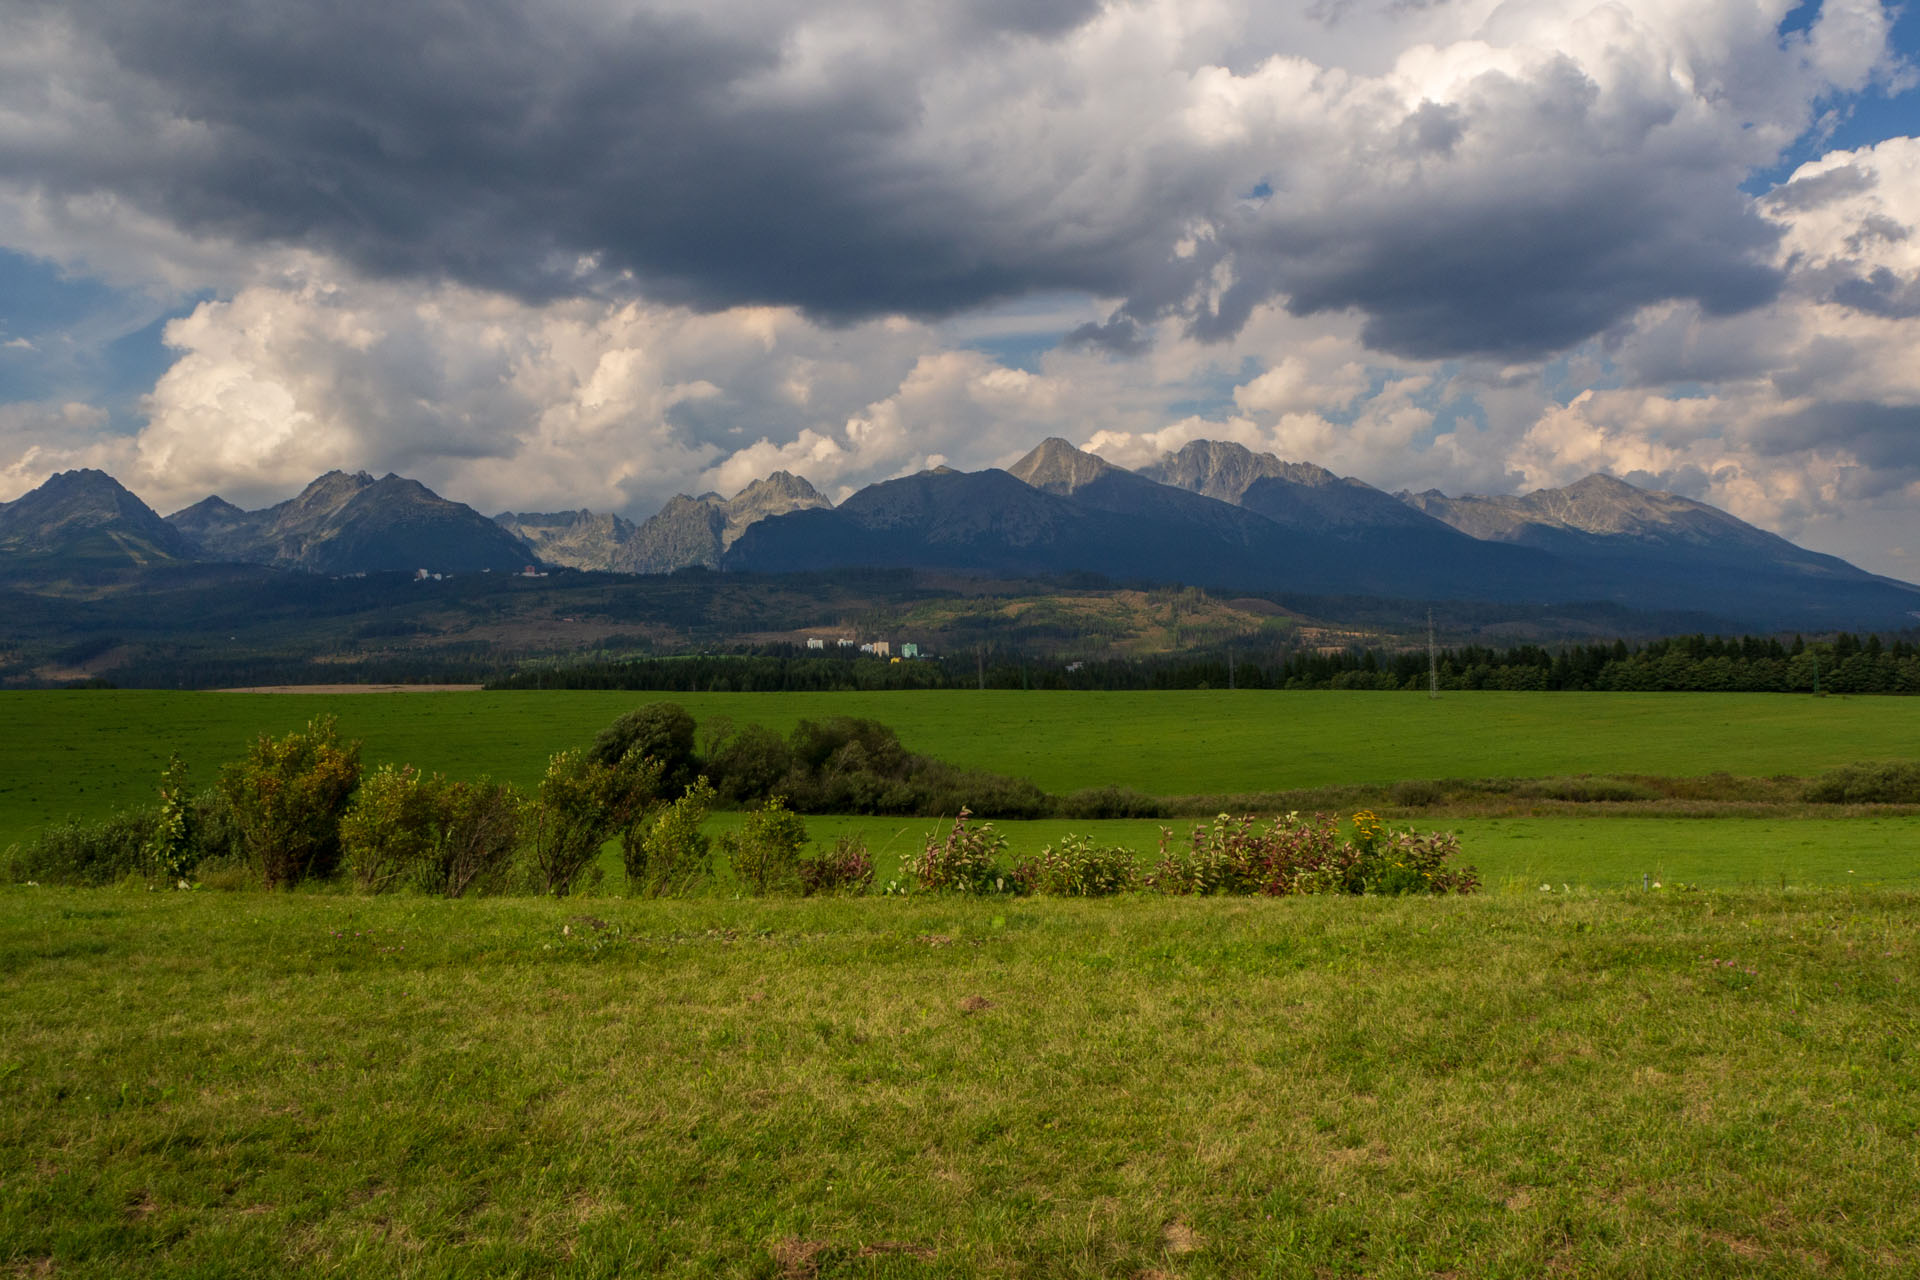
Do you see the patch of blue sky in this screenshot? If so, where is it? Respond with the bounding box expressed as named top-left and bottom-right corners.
top-left (937, 289), bottom-right (1111, 373)
top-left (1537, 348), bottom-right (1621, 407)
top-left (1422, 393), bottom-right (1486, 448)
top-left (964, 332), bottom-right (1058, 374)
top-left (1745, 0), bottom-right (1920, 194)
top-left (1660, 381), bottom-right (1717, 400)
top-left (0, 248), bottom-right (202, 430)
top-left (1160, 354), bottom-right (1263, 421)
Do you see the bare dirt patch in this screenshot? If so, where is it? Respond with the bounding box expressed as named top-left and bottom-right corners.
top-left (1163, 1221), bottom-right (1200, 1254)
top-left (771, 1237), bottom-right (830, 1279)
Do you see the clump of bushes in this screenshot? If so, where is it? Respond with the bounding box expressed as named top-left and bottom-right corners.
top-left (3, 808), bottom-right (157, 887)
top-left (628, 778), bottom-right (716, 898)
top-left (1803, 761), bottom-right (1920, 805)
top-left (1058, 786), bottom-right (1162, 819)
top-left (339, 766), bottom-right (527, 897)
top-left (719, 795), bottom-right (807, 895)
top-left (906, 808), bottom-right (1010, 894)
top-left (1150, 810), bottom-right (1477, 896)
top-left (704, 714), bottom-right (1050, 818)
top-left (1011, 835), bottom-right (1137, 897)
top-left (797, 835), bottom-right (874, 896)
top-left (220, 716), bottom-right (362, 889)
top-left (874, 808), bottom-right (1477, 899)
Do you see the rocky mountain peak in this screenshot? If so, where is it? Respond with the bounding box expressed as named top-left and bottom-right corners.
top-left (1008, 438), bottom-right (1116, 495)
top-left (1138, 439), bottom-right (1337, 503)
top-left (0, 468), bottom-right (196, 562)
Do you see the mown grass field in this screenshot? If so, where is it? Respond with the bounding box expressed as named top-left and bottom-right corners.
top-left (4, 689), bottom-right (1917, 849)
top-left (4, 887), bottom-right (1916, 1278)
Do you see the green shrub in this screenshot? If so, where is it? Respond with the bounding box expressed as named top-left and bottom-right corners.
top-left (186, 788), bottom-right (243, 867)
top-left (1059, 785), bottom-right (1162, 819)
top-left (424, 780), bottom-right (526, 898)
top-left (797, 835), bottom-right (874, 896)
top-left (5, 809), bottom-right (154, 886)
top-left (1012, 834), bottom-right (1137, 896)
top-left (529, 749), bottom-right (661, 897)
top-left (218, 717), bottom-right (362, 889)
top-left (1362, 826), bottom-right (1479, 895)
top-left (340, 765), bottom-right (444, 893)
top-left (1803, 761), bottom-right (1920, 804)
top-left (1516, 777), bottom-right (1660, 803)
top-left (1149, 810), bottom-right (1477, 897)
top-left (720, 795), bottom-right (809, 895)
top-left (341, 767), bottom-right (524, 896)
top-left (707, 723), bottom-right (794, 804)
top-left (907, 809), bottom-right (1009, 894)
top-left (143, 755), bottom-right (196, 886)
top-left (1389, 779), bottom-right (1447, 808)
top-left (628, 777), bottom-right (716, 897)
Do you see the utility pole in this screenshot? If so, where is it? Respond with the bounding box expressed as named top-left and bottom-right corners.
top-left (1427, 609), bottom-right (1440, 700)
top-left (977, 644), bottom-right (985, 692)
top-left (1228, 647), bottom-right (1235, 691)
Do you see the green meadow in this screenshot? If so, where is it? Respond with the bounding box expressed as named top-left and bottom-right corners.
top-left (4, 887), bottom-right (1917, 1278)
top-left (3, 689), bottom-right (1917, 850)
top-left (5, 689), bottom-right (1918, 1275)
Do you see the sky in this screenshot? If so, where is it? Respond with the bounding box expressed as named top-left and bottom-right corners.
top-left (1, 0), bottom-right (1918, 578)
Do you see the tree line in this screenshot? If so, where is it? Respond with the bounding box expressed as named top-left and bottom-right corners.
top-left (490, 632), bottom-right (1920, 694)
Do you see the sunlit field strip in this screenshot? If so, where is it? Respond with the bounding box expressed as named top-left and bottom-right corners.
top-left (3, 689), bottom-right (1915, 849)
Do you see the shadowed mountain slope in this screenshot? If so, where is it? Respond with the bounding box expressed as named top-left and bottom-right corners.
top-left (1399, 474), bottom-right (1920, 628)
top-left (0, 469), bottom-right (198, 565)
top-left (168, 471), bottom-right (534, 574)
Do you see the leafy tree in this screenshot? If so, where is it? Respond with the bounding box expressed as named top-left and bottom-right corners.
top-left (589, 702), bottom-right (700, 793)
top-left (707, 722), bottom-right (793, 804)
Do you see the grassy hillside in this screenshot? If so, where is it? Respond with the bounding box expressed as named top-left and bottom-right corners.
top-left (2, 689), bottom-right (1915, 849)
top-left (3, 887), bottom-right (1915, 1277)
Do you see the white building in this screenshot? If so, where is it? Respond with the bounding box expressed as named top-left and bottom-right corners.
top-left (806, 638), bottom-right (825, 650)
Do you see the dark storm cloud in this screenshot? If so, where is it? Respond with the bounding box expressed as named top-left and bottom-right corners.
top-left (1254, 169), bottom-right (1783, 360)
top-left (1754, 400), bottom-right (1920, 491)
top-left (0, 0), bottom-right (1811, 360)
top-left (1828, 266), bottom-right (1920, 318)
top-left (13, 0), bottom-right (1133, 316)
top-left (1178, 61), bottom-right (1785, 360)
top-left (1064, 315), bottom-right (1151, 356)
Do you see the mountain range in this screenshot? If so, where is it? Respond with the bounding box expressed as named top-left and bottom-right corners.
top-left (495, 471), bottom-right (830, 573)
top-left (3, 439), bottom-right (1916, 632)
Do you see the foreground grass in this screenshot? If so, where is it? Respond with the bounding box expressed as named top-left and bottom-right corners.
top-left (4, 689), bottom-right (1917, 848)
top-left (4, 888), bottom-right (1916, 1278)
